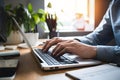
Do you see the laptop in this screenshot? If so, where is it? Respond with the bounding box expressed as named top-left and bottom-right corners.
top-left (12, 17), bottom-right (102, 70)
top-left (65, 64), bottom-right (120, 80)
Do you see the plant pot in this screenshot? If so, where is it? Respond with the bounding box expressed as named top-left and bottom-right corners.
top-left (6, 31), bottom-right (23, 45)
top-left (49, 31), bottom-right (57, 39)
top-left (25, 33), bottom-right (39, 46)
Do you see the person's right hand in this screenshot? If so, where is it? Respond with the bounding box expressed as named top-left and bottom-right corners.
top-left (42, 37), bottom-right (66, 52)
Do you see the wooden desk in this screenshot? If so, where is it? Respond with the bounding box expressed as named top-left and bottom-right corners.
top-left (14, 43), bottom-right (81, 80)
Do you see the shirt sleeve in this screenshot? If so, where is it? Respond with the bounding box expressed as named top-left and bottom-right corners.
top-left (96, 45), bottom-right (120, 65)
top-left (74, 0), bottom-right (120, 64)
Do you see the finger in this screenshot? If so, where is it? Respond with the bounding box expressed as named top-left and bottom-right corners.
top-left (52, 41), bottom-right (70, 56)
top-left (55, 48), bottom-right (67, 57)
top-left (42, 38), bottom-right (62, 52)
top-left (42, 40), bottom-right (50, 51)
top-left (55, 43), bottom-right (77, 57)
top-left (52, 43), bottom-right (64, 56)
top-left (42, 40), bottom-right (55, 52)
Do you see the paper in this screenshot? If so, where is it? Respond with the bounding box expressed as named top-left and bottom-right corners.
top-left (0, 45), bottom-right (5, 50)
top-left (5, 45), bottom-right (17, 50)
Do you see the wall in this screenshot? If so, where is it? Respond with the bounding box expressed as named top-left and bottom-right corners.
top-left (4, 0), bottom-right (44, 9)
top-left (94, 0), bottom-right (111, 28)
top-left (4, 0), bottom-right (28, 6)
top-left (28, 0), bottom-right (44, 11)
top-left (0, 0), bottom-right (7, 42)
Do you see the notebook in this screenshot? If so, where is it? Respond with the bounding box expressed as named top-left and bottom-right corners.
top-left (65, 64), bottom-right (120, 80)
top-left (12, 17), bottom-right (102, 70)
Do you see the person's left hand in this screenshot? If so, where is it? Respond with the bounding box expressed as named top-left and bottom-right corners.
top-left (52, 40), bottom-right (97, 59)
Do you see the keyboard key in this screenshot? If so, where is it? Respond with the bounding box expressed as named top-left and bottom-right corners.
top-left (35, 49), bottom-right (60, 65)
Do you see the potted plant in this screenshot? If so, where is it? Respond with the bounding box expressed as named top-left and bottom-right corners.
top-left (5, 3), bottom-right (46, 45)
top-left (24, 3), bottom-right (45, 33)
top-left (5, 4), bottom-right (25, 44)
top-left (23, 3), bottom-right (46, 46)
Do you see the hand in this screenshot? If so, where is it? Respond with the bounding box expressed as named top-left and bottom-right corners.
top-left (52, 40), bottom-right (96, 59)
top-left (42, 37), bottom-right (66, 52)
top-left (42, 37), bottom-right (97, 59)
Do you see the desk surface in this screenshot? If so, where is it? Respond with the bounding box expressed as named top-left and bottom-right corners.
top-left (13, 41), bottom-right (82, 80)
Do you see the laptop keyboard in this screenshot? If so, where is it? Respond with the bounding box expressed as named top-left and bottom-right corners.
top-left (35, 49), bottom-right (78, 65)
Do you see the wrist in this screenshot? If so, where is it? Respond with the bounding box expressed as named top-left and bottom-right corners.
top-left (90, 46), bottom-right (97, 58)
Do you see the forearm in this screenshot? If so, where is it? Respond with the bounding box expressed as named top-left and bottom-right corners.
top-left (74, 34), bottom-right (98, 45)
top-left (95, 45), bottom-right (120, 64)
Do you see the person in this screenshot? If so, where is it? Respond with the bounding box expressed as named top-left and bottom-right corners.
top-left (42, 0), bottom-right (120, 65)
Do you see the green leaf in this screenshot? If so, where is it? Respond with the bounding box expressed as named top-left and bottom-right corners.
top-left (28, 3), bottom-right (33, 13)
top-left (38, 9), bottom-right (45, 14)
top-left (37, 9), bottom-right (45, 22)
top-left (47, 2), bottom-right (52, 8)
top-left (33, 14), bottom-right (40, 24)
top-left (5, 4), bottom-right (12, 11)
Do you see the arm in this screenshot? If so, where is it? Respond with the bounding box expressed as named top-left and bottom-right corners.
top-left (95, 45), bottom-right (120, 64)
top-left (76, 0), bottom-right (120, 64)
top-left (43, 0), bottom-right (120, 64)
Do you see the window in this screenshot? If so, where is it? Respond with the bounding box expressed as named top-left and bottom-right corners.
top-left (45, 0), bottom-right (95, 32)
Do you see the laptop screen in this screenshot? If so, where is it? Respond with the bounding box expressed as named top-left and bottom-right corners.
top-left (12, 17), bottom-right (32, 49)
top-left (0, 0), bottom-right (7, 43)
